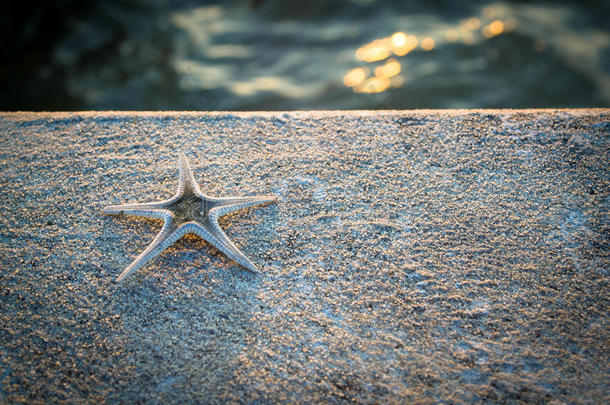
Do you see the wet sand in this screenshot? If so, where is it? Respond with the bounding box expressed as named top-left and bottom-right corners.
top-left (0, 110), bottom-right (608, 403)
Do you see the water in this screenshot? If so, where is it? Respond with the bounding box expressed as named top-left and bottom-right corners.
top-left (2, 0), bottom-right (609, 110)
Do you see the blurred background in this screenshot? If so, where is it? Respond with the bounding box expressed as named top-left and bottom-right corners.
top-left (2, 0), bottom-right (608, 110)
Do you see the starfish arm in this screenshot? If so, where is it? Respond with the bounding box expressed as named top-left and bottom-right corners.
top-left (176, 153), bottom-right (202, 197)
top-left (191, 221), bottom-right (260, 273)
top-left (116, 214), bottom-right (186, 281)
top-left (211, 195), bottom-right (277, 217)
top-left (103, 200), bottom-right (173, 219)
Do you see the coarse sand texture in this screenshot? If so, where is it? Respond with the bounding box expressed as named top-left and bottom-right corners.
top-left (0, 110), bottom-right (608, 403)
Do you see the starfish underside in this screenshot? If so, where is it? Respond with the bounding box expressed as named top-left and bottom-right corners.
top-left (104, 154), bottom-right (276, 281)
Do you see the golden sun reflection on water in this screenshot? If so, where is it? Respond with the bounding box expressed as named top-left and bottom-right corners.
top-left (356, 38), bottom-right (393, 62)
top-left (356, 32), bottom-right (419, 62)
top-left (343, 67), bottom-right (369, 87)
top-left (421, 37), bottom-right (435, 51)
top-left (355, 76), bottom-right (391, 93)
top-left (345, 59), bottom-right (401, 93)
top-left (483, 20), bottom-right (505, 38)
top-left (391, 32), bottom-right (418, 56)
top-left (374, 58), bottom-right (401, 78)
top-left (344, 6), bottom-right (518, 95)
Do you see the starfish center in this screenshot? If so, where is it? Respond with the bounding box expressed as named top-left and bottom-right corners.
top-left (170, 193), bottom-right (210, 223)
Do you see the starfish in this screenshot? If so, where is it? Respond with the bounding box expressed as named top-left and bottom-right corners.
top-left (103, 153), bottom-right (277, 281)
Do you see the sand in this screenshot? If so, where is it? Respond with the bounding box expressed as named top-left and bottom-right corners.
top-left (0, 110), bottom-right (608, 403)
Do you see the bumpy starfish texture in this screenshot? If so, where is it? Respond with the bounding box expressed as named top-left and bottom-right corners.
top-left (104, 154), bottom-right (277, 281)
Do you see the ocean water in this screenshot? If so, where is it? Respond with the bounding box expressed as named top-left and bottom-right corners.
top-left (2, 0), bottom-right (609, 110)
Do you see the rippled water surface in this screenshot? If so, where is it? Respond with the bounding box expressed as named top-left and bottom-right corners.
top-left (3, 0), bottom-right (609, 109)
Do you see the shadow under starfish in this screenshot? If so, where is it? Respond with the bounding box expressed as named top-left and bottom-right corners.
top-left (104, 153), bottom-right (277, 281)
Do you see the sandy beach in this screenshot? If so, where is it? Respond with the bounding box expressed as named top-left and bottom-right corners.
top-left (0, 110), bottom-right (608, 403)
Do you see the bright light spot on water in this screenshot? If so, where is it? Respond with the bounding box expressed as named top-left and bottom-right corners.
top-left (391, 32), bottom-right (408, 47)
top-left (356, 38), bottom-right (393, 62)
top-left (345, 7), bottom-right (521, 94)
top-left (392, 33), bottom-right (418, 56)
top-left (374, 58), bottom-right (401, 78)
top-left (483, 20), bottom-right (504, 38)
top-left (490, 20), bottom-right (505, 35)
top-left (464, 17), bottom-right (481, 31)
top-left (343, 67), bottom-right (369, 87)
top-left (421, 37), bottom-right (435, 51)
top-left (357, 32), bottom-right (419, 61)
top-left (355, 76), bottom-right (391, 93)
